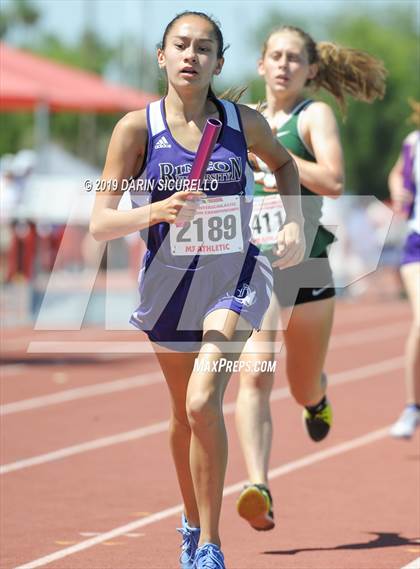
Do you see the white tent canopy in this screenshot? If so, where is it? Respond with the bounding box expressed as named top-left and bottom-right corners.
top-left (1, 143), bottom-right (132, 224)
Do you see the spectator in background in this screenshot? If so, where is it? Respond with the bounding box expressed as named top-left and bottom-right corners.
top-left (0, 150), bottom-right (37, 282)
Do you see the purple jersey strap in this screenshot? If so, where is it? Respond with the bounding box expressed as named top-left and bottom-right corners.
top-left (402, 141), bottom-right (416, 217)
top-left (402, 142), bottom-right (415, 194)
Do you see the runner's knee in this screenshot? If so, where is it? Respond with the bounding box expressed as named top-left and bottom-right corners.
top-left (239, 367), bottom-right (274, 396)
top-left (187, 392), bottom-right (221, 431)
top-left (170, 409), bottom-right (191, 431)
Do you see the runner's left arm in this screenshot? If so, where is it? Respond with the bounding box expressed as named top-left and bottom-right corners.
top-left (291, 102), bottom-right (344, 198)
top-left (239, 104), bottom-right (305, 268)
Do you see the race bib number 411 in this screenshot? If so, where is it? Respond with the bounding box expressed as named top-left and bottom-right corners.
top-left (170, 195), bottom-right (243, 255)
top-left (251, 194), bottom-right (286, 246)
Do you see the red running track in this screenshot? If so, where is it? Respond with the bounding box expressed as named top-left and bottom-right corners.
top-left (1, 295), bottom-right (419, 569)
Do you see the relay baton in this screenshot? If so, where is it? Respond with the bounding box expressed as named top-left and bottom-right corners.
top-left (189, 118), bottom-right (222, 185)
top-left (175, 118), bottom-right (222, 226)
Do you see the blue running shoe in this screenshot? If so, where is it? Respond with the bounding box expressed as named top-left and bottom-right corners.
top-left (194, 543), bottom-right (225, 569)
top-left (177, 514), bottom-right (200, 569)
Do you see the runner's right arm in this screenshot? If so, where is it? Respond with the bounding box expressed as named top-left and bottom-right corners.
top-left (90, 111), bottom-right (201, 241)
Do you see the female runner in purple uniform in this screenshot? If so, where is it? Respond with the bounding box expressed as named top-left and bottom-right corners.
top-left (90, 12), bottom-right (305, 569)
top-left (389, 100), bottom-right (420, 439)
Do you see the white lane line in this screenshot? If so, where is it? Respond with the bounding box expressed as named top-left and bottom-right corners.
top-left (401, 558), bottom-right (420, 569)
top-left (0, 373), bottom-right (163, 416)
top-left (1, 356), bottom-right (403, 475)
top-left (79, 532), bottom-right (142, 538)
top-left (0, 421), bottom-right (169, 474)
top-left (330, 303), bottom-right (410, 325)
top-left (1, 321), bottom-right (406, 416)
top-left (13, 425), bottom-right (391, 569)
top-left (230, 356), bottom-right (404, 410)
top-left (0, 364), bottom-right (27, 376)
top-left (329, 322), bottom-right (407, 348)
top-left (28, 325), bottom-right (407, 355)
top-left (2, 300), bottom-right (407, 351)
top-left (319, 356), bottom-right (404, 387)
top-left (27, 341), bottom-right (155, 353)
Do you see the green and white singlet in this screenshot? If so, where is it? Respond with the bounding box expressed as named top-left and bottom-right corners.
top-left (251, 99), bottom-right (335, 259)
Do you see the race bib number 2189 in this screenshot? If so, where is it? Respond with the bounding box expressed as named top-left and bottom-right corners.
top-left (170, 195), bottom-right (243, 255)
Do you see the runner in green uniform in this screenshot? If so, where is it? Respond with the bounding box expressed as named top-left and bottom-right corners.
top-left (235, 25), bottom-right (387, 531)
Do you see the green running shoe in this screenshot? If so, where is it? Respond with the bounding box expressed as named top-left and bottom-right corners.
top-left (303, 398), bottom-right (332, 442)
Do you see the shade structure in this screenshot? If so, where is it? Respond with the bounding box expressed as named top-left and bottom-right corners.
top-left (0, 42), bottom-right (157, 112)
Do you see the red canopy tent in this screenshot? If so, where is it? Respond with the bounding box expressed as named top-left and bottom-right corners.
top-left (0, 42), bottom-right (157, 112)
top-left (1, 44), bottom-right (157, 283)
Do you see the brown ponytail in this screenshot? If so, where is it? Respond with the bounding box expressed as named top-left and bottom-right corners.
top-left (407, 98), bottom-right (420, 127)
top-left (315, 41), bottom-right (387, 112)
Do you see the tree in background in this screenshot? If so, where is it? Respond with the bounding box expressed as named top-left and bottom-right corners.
top-left (0, 1), bottom-right (159, 165)
top-left (0, 0), bottom-right (40, 39)
top-left (30, 30), bottom-right (118, 164)
top-left (0, 0), bottom-right (41, 155)
top-left (329, 8), bottom-right (418, 199)
top-left (2, 2), bottom-right (417, 183)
